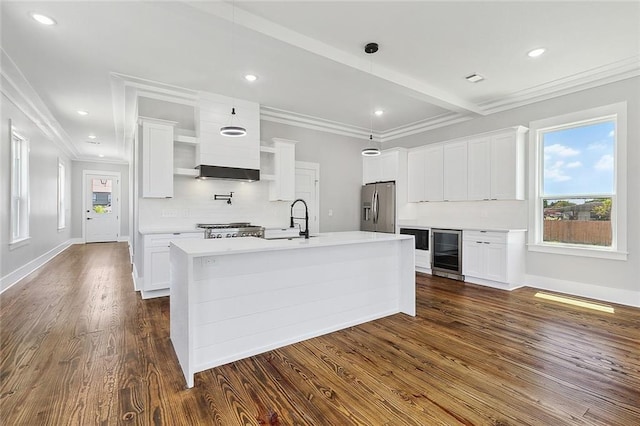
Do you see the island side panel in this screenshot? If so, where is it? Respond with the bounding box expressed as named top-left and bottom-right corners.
top-left (399, 238), bottom-right (417, 316)
top-left (189, 239), bottom-right (409, 375)
top-left (169, 246), bottom-right (193, 388)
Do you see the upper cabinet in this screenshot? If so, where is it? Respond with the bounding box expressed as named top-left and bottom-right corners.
top-left (196, 93), bottom-right (260, 170)
top-left (490, 129), bottom-right (526, 200)
top-left (407, 126), bottom-right (527, 203)
top-left (443, 141), bottom-right (468, 201)
top-left (467, 127), bottom-right (527, 201)
top-left (141, 118), bottom-right (175, 198)
top-left (408, 145), bottom-right (443, 202)
top-left (363, 150), bottom-right (400, 184)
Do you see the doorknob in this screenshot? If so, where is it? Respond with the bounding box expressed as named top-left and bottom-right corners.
top-left (87, 218), bottom-right (92, 220)
top-left (86, 210), bottom-right (90, 213)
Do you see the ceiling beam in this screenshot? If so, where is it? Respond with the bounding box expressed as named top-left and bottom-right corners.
top-left (184, 1), bottom-right (485, 116)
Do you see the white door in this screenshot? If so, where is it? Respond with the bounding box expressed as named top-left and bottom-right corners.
top-left (85, 172), bottom-right (120, 243)
top-left (295, 162), bottom-right (320, 235)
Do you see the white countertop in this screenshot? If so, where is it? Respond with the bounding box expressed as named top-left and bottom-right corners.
top-left (171, 231), bottom-right (412, 256)
top-left (139, 226), bottom-right (203, 235)
top-left (397, 221), bottom-right (526, 233)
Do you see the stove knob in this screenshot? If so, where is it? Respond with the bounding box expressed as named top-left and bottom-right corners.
top-left (232, 233), bottom-right (238, 237)
top-left (226, 233), bottom-right (231, 238)
top-left (217, 234), bottom-right (222, 238)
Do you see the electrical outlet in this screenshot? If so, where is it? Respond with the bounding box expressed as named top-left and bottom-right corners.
top-left (204, 257), bottom-right (216, 265)
top-left (328, 209), bottom-right (333, 217)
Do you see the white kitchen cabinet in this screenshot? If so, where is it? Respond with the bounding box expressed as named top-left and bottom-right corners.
top-left (423, 145), bottom-right (444, 201)
top-left (462, 230), bottom-right (525, 289)
top-left (467, 136), bottom-right (491, 201)
top-left (407, 149), bottom-right (426, 202)
top-left (491, 129), bottom-right (526, 200)
top-left (266, 138), bottom-right (297, 201)
top-left (141, 118), bottom-right (175, 198)
top-left (407, 145), bottom-right (443, 202)
top-left (363, 150), bottom-right (399, 184)
top-left (443, 141), bottom-right (468, 201)
top-left (196, 94), bottom-right (260, 170)
top-left (141, 232), bottom-right (203, 299)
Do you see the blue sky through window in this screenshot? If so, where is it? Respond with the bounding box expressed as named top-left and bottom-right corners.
top-left (542, 120), bottom-right (614, 196)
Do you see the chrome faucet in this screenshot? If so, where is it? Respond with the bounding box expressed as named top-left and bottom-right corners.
top-left (290, 199), bottom-right (309, 239)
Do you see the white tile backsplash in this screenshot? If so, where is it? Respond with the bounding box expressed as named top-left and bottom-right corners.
top-left (138, 177), bottom-right (291, 230)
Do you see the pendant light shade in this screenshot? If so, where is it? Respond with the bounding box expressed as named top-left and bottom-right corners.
top-left (362, 147), bottom-right (381, 156)
top-left (220, 107), bottom-right (247, 137)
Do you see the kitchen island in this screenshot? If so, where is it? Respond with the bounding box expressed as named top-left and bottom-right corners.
top-left (169, 231), bottom-right (415, 388)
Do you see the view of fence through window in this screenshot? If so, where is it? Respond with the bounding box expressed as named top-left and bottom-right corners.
top-left (542, 119), bottom-right (615, 247)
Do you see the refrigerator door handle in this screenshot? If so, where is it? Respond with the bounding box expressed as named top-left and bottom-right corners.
top-left (372, 190), bottom-right (377, 224)
top-left (374, 191), bottom-right (380, 224)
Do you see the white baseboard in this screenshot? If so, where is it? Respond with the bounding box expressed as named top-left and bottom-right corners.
top-left (525, 274), bottom-right (640, 308)
top-left (0, 240), bottom-right (73, 293)
top-left (69, 237), bottom-right (85, 244)
top-left (132, 264), bottom-right (142, 292)
top-left (141, 288), bottom-right (169, 299)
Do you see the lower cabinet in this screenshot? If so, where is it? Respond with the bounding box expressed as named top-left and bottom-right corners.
top-left (462, 230), bottom-right (525, 289)
top-left (141, 232), bottom-right (203, 298)
top-left (415, 248), bottom-right (431, 272)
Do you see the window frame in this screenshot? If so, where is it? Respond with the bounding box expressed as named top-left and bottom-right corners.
top-left (528, 102), bottom-right (627, 260)
top-left (57, 159), bottom-right (66, 230)
top-left (10, 123), bottom-right (30, 247)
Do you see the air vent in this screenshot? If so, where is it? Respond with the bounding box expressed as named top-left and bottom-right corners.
top-left (85, 140), bottom-right (101, 144)
top-left (465, 73), bottom-right (485, 83)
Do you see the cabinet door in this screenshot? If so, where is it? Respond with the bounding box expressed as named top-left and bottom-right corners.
top-left (380, 151), bottom-right (398, 182)
top-left (491, 132), bottom-right (524, 200)
top-left (145, 246), bottom-right (170, 290)
top-left (423, 145), bottom-right (444, 201)
top-left (467, 137), bottom-right (491, 201)
top-left (142, 121), bottom-right (174, 198)
top-left (484, 243), bottom-right (507, 282)
top-left (443, 141), bottom-right (468, 201)
top-left (362, 156), bottom-right (381, 184)
top-left (407, 149), bottom-right (426, 202)
top-left (462, 240), bottom-right (484, 277)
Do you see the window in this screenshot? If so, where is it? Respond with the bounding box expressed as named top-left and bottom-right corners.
top-left (10, 125), bottom-right (30, 244)
top-left (529, 103), bottom-right (627, 260)
top-left (58, 160), bottom-right (66, 230)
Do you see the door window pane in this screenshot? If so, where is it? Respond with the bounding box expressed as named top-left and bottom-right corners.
top-left (92, 178), bottom-right (112, 214)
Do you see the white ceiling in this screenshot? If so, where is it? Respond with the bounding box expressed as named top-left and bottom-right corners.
top-left (1, 1), bottom-right (638, 162)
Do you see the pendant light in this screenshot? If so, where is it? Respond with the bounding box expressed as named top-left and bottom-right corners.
top-left (362, 42), bottom-right (380, 157)
top-left (220, 1), bottom-right (247, 137)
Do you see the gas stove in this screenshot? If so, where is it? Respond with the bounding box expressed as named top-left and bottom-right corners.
top-left (196, 222), bottom-right (264, 239)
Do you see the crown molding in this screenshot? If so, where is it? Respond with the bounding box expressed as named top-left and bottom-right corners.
top-left (1, 48), bottom-right (79, 159)
top-left (71, 157), bottom-right (129, 166)
top-left (477, 56), bottom-right (640, 115)
top-left (260, 106), bottom-right (377, 141)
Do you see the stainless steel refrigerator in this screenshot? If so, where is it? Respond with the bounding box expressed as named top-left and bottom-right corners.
top-left (361, 181), bottom-right (396, 233)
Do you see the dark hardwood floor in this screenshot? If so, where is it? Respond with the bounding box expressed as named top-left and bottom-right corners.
top-left (1, 242), bottom-right (639, 425)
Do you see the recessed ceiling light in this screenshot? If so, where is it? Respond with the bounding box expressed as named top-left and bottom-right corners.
top-left (98, 154), bottom-right (104, 158)
top-left (77, 110), bottom-right (89, 116)
top-left (88, 134), bottom-right (97, 139)
top-left (30, 12), bottom-right (56, 26)
top-left (244, 74), bottom-right (258, 82)
top-left (528, 48), bottom-right (546, 58)
top-left (465, 73), bottom-right (485, 83)
top-left (374, 110), bottom-right (384, 116)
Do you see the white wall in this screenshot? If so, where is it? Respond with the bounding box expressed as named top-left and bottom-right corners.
top-left (261, 120), bottom-right (364, 232)
top-left (70, 161), bottom-right (130, 240)
top-left (1, 93), bottom-right (72, 291)
top-left (389, 77), bottom-right (640, 305)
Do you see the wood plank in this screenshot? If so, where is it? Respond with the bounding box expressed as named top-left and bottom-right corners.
top-left (1, 243), bottom-right (639, 425)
